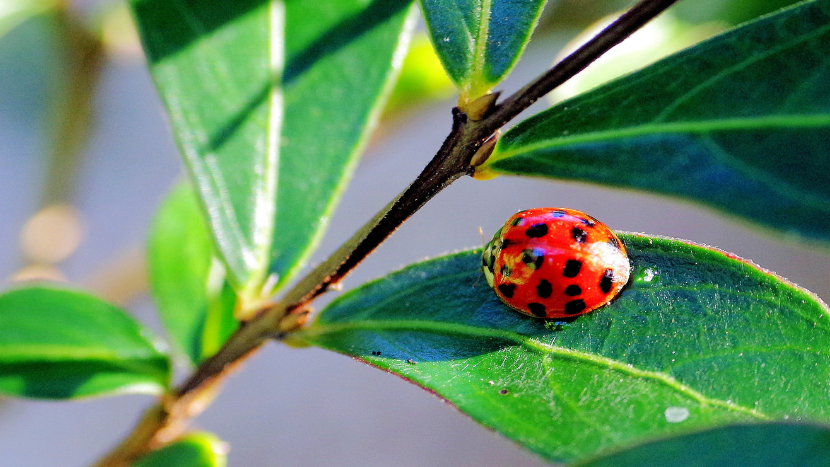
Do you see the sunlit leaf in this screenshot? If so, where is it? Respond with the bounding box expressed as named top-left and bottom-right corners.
top-left (484, 0), bottom-right (830, 243)
top-left (0, 286), bottom-right (170, 399)
top-left (297, 235), bottom-right (830, 462)
top-left (132, 0), bottom-right (416, 303)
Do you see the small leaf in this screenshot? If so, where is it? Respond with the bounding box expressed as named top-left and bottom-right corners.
top-left (148, 182), bottom-right (238, 365)
top-left (0, 0), bottom-right (54, 40)
top-left (572, 423), bottom-right (830, 467)
top-left (420, 0), bottom-right (548, 102)
top-left (484, 0), bottom-right (830, 243)
top-left (0, 286), bottom-right (170, 399)
top-left (132, 0), bottom-right (416, 303)
top-left (134, 432), bottom-right (227, 467)
top-left (296, 234), bottom-right (830, 462)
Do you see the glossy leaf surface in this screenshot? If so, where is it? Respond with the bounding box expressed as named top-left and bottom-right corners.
top-left (148, 183), bottom-right (238, 365)
top-left (132, 0), bottom-right (415, 297)
top-left (420, 0), bottom-right (547, 99)
top-left (573, 423), bottom-right (830, 467)
top-left (298, 234), bottom-right (830, 462)
top-left (0, 286), bottom-right (170, 399)
top-left (485, 0), bottom-right (830, 243)
top-left (134, 432), bottom-right (227, 467)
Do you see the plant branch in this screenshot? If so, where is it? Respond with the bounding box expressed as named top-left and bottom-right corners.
top-left (490, 0), bottom-right (681, 127)
top-left (92, 0), bottom-right (681, 464)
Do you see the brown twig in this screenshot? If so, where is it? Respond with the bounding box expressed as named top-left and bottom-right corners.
top-left (92, 0), bottom-right (680, 464)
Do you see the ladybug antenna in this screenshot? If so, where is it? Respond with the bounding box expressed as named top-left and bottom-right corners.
top-left (478, 226), bottom-right (486, 249)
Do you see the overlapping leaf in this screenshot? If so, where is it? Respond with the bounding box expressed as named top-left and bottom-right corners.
top-left (132, 0), bottom-right (416, 300)
top-left (296, 234), bottom-right (830, 462)
top-left (572, 422), bottom-right (830, 467)
top-left (420, 0), bottom-right (548, 100)
top-left (0, 286), bottom-right (170, 399)
top-left (483, 0), bottom-right (830, 243)
top-left (148, 182), bottom-right (237, 365)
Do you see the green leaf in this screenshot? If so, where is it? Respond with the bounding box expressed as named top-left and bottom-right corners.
top-left (572, 423), bottom-right (830, 467)
top-left (419, 0), bottom-right (548, 101)
top-left (484, 0), bottom-right (830, 243)
top-left (148, 182), bottom-right (238, 365)
top-left (131, 0), bottom-right (416, 300)
top-left (0, 0), bottom-right (54, 40)
top-left (0, 286), bottom-right (170, 399)
top-left (549, 12), bottom-right (724, 104)
top-left (296, 234), bottom-right (830, 462)
top-left (675, 0), bottom-right (803, 25)
top-left (134, 432), bottom-right (227, 467)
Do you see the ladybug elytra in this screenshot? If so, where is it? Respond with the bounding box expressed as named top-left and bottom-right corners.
top-left (482, 208), bottom-right (630, 319)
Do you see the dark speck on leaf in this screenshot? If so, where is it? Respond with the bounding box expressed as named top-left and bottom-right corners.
top-left (499, 389), bottom-right (509, 395)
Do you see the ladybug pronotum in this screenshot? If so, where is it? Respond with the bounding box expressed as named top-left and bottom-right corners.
top-left (482, 208), bottom-right (630, 319)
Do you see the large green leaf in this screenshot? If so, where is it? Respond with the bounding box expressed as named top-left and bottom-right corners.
top-left (0, 286), bottom-right (170, 399)
top-left (572, 422), bottom-right (830, 467)
top-left (148, 182), bottom-right (238, 365)
top-left (134, 432), bottom-right (227, 467)
top-left (419, 0), bottom-right (548, 101)
top-left (484, 0), bottom-right (830, 243)
top-left (131, 0), bottom-right (416, 300)
top-left (295, 234), bottom-right (830, 462)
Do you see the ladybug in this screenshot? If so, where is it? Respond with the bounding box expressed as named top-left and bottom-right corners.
top-left (482, 208), bottom-right (630, 319)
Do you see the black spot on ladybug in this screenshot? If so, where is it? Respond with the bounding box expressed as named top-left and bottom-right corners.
top-left (536, 279), bottom-right (552, 298)
top-left (487, 260), bottom-right (495, 274)
top-left (600, 269), bottom-right (615, 293)
top-left (527, 302), bottom-right (546, 317)
top-left (563, 259), bottom-right (582, 278)
top-left (500, 265), bottom-right (512, 277)
top-left (500, 238), bottom-right (513, 250)
top-left (564, 299), bottom-right (586, 315)
top-left (526, 223), bottom-right (548, 238)
top-left (608, 236), bottom-right (621, 250)
top-left (498, 283), bottom-right (516, 298)
top-left (578, 217), bottom-right (596, 227)
top-left (550, 210), bottom-right (567, 218)
top-left (522, 248), bottom-right (545, 270)
top-left (510, 217), bottom-right (524, 226)
top-left (571, 226), bottom-right (588, 243)
top-left (565, 284), bottom-right (582, 296)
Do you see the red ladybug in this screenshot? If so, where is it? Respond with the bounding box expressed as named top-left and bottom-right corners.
top-left (482, 208), bottom-right (630, 318)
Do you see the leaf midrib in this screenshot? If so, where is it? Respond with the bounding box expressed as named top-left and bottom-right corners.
top-left (299, 319), bottom-right (769, 419)
top-left (653, 19), bottom-right (830, 122)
